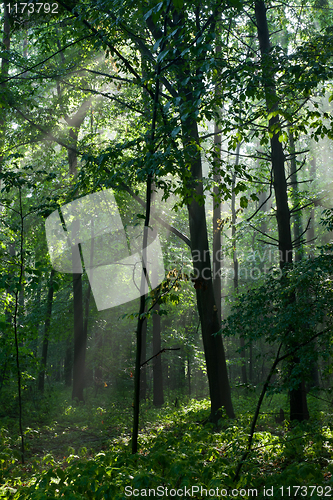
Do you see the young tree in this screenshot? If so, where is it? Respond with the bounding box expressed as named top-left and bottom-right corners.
top-left (38, 269), bottom-right (55, 392)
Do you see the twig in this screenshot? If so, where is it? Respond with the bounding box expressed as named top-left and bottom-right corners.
top-left (249, 223), bottom-right (279, 242)
top-left (247, 168), bottom-right (273, 222)
top-left (292, 217), bottom-right (311, 245)
top-left (290, 201), bottom-right (315, 213)
top-left (285, 157), bottom-right (306, 181)
top-left (140, 348), bottom-right (180, 368)
top-left (284, 149), bottom-right (309, 159)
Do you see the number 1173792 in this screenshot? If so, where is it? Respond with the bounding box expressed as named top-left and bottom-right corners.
top-left (280, 486), bottom-right (332, 496)
top-left (5, 3), bottom-right (59, 15)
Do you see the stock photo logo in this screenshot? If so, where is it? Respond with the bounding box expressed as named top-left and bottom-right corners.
top-left (45, 189), bottom-right (165, 310)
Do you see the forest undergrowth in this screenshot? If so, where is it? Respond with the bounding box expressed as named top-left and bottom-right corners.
top-left (0, 388), bottom-right (333, 499)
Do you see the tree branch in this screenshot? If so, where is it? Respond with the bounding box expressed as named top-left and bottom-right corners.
top-left (13, 106), bottom-right (77, 153)
top-left (233, 325), bottom-right (331, 482)
top-left (0, 35), bottom-right (93, 84)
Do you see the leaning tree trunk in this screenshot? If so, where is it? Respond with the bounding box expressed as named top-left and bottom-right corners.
top-left (255, 0), bottom-right (309, 421)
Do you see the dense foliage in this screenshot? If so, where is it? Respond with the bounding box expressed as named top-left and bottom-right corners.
top-left (0, 0), bottom-right (333, 495)
top-left (1, 393), bottom-right (333, 499)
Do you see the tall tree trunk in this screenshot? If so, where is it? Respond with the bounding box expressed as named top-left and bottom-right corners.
top-left (307, 155), bottom-right (316, 252)
top-left (255, 0), bottom-right (309, 421)
top-left (152, 301), bottom-right (164, 407)
top-left (183, 114), bottom-right (235, 421)
top-left (64, 337), bottom-right (72, 387)
top-left (60, 85), bottom-right (91, 401)
top-left (249, 343), bottom-right (253, 383)
top-left (0, 6), bottom-right (11, 387)
top-left (213, 36), bottom-right (222, 324)
top-left (289, 129), bottom-right (303, 261)
top-left (213, 126), bottom-right (222, 323)
top-left (69, 194), bottom-right (85, 402)
top-left (38, 269), bottom-right (55, 392)
top-left (132, 36), bottom-right (161, 450)
top-left (232, 144), bottom-right (247, 385)
top-left (0, 2), bottom-right (10, 169)
top-left (132, 176), bottom-right (152, 453)
top-left (72, 272), bottom-right (85, 401)
top-left (140, 306), bottom-right (147, 400)
top-left (255, 1), bottom-right (293, 267)
top-left (307, 154), bottom-right (319, 387)
top-left (187, 354), bottom-right (191, 396)
top-left (139, 56), bottom-right (150, 403)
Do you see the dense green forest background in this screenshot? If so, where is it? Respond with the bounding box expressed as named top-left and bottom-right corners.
top-left (1, 0), bottom-right (333, 497)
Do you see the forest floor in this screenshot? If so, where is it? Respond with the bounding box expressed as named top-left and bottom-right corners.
top-left (0, 386), bottom-right (333, 499)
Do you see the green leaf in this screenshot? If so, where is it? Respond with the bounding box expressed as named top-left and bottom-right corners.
top-left (171, 126), bottom-right (181, 138)
top-left (240, 196), bottom-right (248, 208)
top-left (157, 49), bottom-right (169, 63)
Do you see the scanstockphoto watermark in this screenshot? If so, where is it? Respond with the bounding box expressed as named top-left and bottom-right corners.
top-left (168, 248), bottom-right (283, 281)
top-left (124, 485), bottom-right (261, 497)
top-left (186, 263), bottom-right (282, 281)
top-left (171, 248), bottom-right (288, 265)
top-left (192, 248), bottom-right (285, 264)
top-left (45, 189), bottom-right (165, 310)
